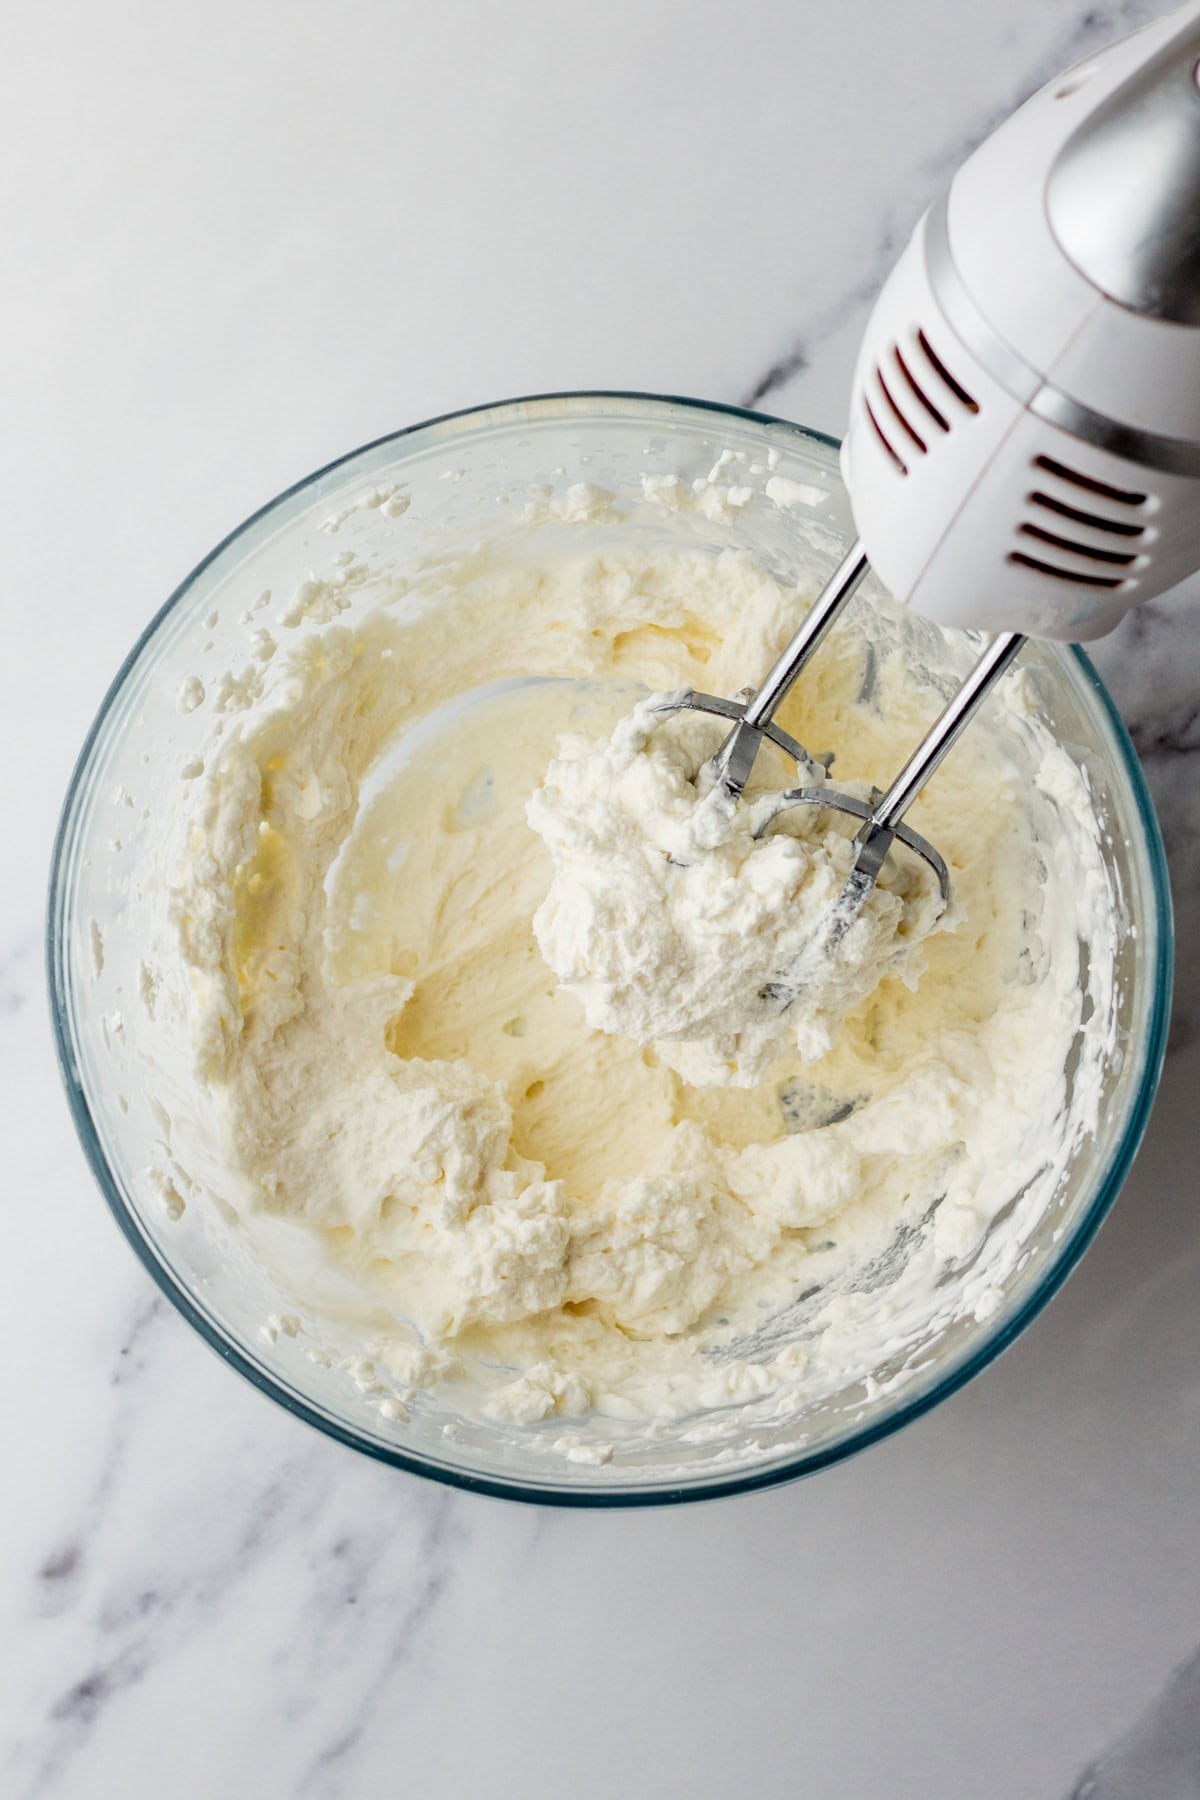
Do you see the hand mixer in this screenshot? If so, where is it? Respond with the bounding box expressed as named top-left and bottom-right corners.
top-left (663, 2), bottom-right (1200, 932)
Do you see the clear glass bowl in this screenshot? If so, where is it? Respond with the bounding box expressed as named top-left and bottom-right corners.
top-left (49, 393), bottom-right (1172, 1506)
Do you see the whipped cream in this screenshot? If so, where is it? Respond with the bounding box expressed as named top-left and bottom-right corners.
top-left (527, 693), bottom-right (945, 1085)
top-left (161, 502), bottom-right (1118, 1439)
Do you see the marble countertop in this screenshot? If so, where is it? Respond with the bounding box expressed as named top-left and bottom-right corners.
top-left (6, 1), bottom-right (1200, 1793)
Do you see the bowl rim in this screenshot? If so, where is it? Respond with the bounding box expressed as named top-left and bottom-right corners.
top-left (47, 389), bottom-right (1174, 1507)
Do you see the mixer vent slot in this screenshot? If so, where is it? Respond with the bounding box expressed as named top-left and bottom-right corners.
top-left (863, 396), bottom-right (907, 476)
top-left (1008, 552), bottom-right (1126, 590)
top-left (1018, 524), bottom-right (1137, 567)
top-left (877, 368), bottom-right (926, 457)
top-left (1013, 452), bottom-right (1149, 588)
top-left (863, 329), bottom-right (978, 479)
top-left (1030, 492), bottom-right (1145, 537)
top-left (1032, 455), bottom-right (1146, 508)
top-left (915, 329), bottom-right (979, 414)
top-left (894, 345), bottom-right (949, 432)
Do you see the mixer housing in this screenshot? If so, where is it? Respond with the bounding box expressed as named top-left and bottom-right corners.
top-left (842, 3), bottom-right (1200, 642)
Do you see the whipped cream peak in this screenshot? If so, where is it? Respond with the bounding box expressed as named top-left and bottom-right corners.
top-left (527, 694), bottom-right (947, 1084)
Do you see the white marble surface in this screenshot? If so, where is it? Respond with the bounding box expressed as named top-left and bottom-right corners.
top-left (6, 1), bottom-right (1200, 1794)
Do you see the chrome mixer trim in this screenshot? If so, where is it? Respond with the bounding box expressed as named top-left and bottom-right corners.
top-left (1030, 386), bottom-right (1200, 478)
top-left (1045, 11), bottom-right (1200, 327)
top-left (924, 192), bottom-right (1200, 478)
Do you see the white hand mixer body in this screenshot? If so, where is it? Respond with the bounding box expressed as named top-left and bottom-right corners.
top-left (845, 0), bottom-right (1200, 640)
top-left (663, 1), bottom-right (1200, 937)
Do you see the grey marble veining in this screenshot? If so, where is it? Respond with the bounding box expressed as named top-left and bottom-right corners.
top-left (6, 0), bottom-right (1200, 1795)
top-left (1072, 1649), bottom-right (1200, 1797)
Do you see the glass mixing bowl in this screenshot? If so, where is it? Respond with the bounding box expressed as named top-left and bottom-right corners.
top-left (49, 393), bottom-right (1172, 1505)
